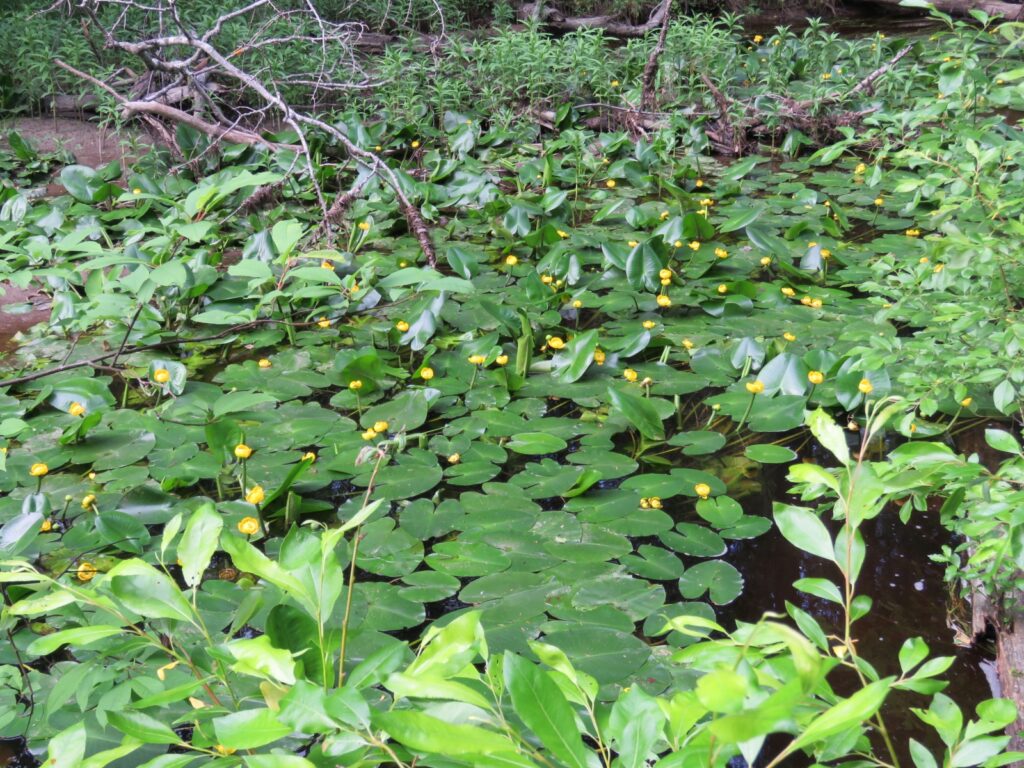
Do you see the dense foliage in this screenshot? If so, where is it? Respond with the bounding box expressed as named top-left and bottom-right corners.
top-left (2, 7), bottom-right (1024, 767)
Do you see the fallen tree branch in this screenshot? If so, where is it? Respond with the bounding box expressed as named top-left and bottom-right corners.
top-left (641, 0), bottom-right (673, 111)
top-left (120, 100), bottom-right (299, 150)
top-left (518, 0), bottom-right (672, 36)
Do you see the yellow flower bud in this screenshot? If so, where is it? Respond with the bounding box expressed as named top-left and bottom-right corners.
top-left (505, 255), bottom-right (518, 266)
top-left (358, 221), bottom-right (371, 231)
top-left (29, 463), bottom-right (48, 477)
top-left (349, 380), bottom-right (363, 390)
top-left (238, 516), bottom-right (260, 535)
top-left (420, 367), bottom-right (435, 380)
top-left (68, 401), bottom-right (86, 417)
top-left (605, 179), bottom-right (616, 188)
top-left (234, 444), bottom-right (252, 460)
top-left (447, 453), bottom-right (461, 464)
top-left (808, 370), bottom-right (824, 385)
top-left (694, 483), bottom-right (711, 500)
top-left (396, 320), bottom-right (410, 332)
top-left (76, 562), bottom-right (97, 582)
top-left (258, 358), bottom-right (272, 368)
top-left (961, 397), bottom-right (972, 407)
top-left (245, 485), bottom-right (265, 505)
top-left (373, 421), bottom-right (389, 433)
top-left (624, 369), bottom-right (638, 382)
top-left (858, 378), bottom-right (874, 394)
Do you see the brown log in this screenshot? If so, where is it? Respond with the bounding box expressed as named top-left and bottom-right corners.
top-left (518, 1), bottom-right (672, 36)
top-left (641, 0), bottom-right (673, 111)
top-left (854, 0), bottom-right (1022, 19)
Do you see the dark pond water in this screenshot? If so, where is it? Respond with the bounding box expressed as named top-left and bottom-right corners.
top-left (722, 457), bottom-right (997, 765)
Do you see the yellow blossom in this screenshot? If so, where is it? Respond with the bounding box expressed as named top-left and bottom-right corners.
top-left (447, 453), bottom-right (461, 464)
top-left (657, 294), bottom-right (672, 307)
top-left (933, 263), bottom-right (945, 273)
top-left (234, 444), bottom-right (253, 460)
top-left (541, 274), bottom-right (554, 284)
top-left (82, 496), bottom-right (95, 512)
top-left (321, 260), bottom-right (334, 269)
top-left (496, 354), bottom-right (509, 365)
top-left (659, 268), bottom-right (672, 280)
top-left (317, 317), bottom-right (331, 329)
top-left (713, 247), bottom-right (728, 259)
top-left (132, 188), bottom-right (142, 195)
top-left (420, 367), bottom-right (435, 381)
top-left (302, 452), bottom-right (317, 462)
top-left (373, 421), bottom-right (389, 433)
top-left (781, 287), bottom-right (795, 297)
top-left (745, 380), bottom-right (765, 395)
top-left (156, 660), bottom-right (180, 681)
top-left (808, 370), bottom-right (824, 385)
top-left (784, 332), bottom-right (796, 342)
top-left (357, 221), bottom-right (371, 231)
top-left (624, 369), bottom-right (639, 382)
top-left (961, 397), bottom-right (972, 407)
top-left (649, 496), bottom-right (663, 509)
top-left (682, 338), bottom-right (694, 349)
top-left (594, 349), bottom-right (606, 364)
top-left (557, 230), bottom-right (569, 239)
top-left (695, 179), bottom-right (704, 188)
top-left (548, 336), bottom-right (565, 349)
top-left (628, 240), bottom-right (639, 248)
top-left (76, 562), bottom-right (97, 582)
top-left (245, 485), bottom-right (265, 505)
top-left (214, 746), bottom-right (236, 756)
top-left (688, 241), bottom-right (701, 251)
top-left (41, 519), bottom-right (53, 532)
top-left (68, 401), bottom-right (86, 417)
top-left (396, 320), bottom-right (410, 332)
top-left (29, 463), bottom-right (48, 477)
top-left (906, 229), bottom-right (921, 237)
top-left (606, 179), bottom-right (616, 188)
top-left (361, 428), bottom-right (378, 440)
top-left (411, 140), bottom-right (421, 149)
top-left (874, 197), bottom-right (884, 206)
top-left (505, 255), bottom-right (518, 266)
top-left (855, 163), bottom-right (867, 174)
top-left (673, 240), bottom-right (683, 249)
top-left (660, 210), bottom-right (670, 220)
top-left (694, 483), bottom-right (711, 500)
top-left (572, 299), bottom-right (583, 308)
top-left (468, 354), bottom-right (487, 365)
top-left (642, 320), bottom-right (656, 330)
top-left (238, 517), bottom-right (260, 535)
top-left (820, 249), bottom-right (832, 258)
top-left (753, 34), bottom-right (764, 43)
top-left (800, 295), bottom-right (813, 306)
top-left (258, 358), bottom-right (272, 368)
top-left (717, 284), bottom-right (728, 294)
top-left (349, 380), bottom-right (363, 390)
top-left (760, 256), bottom-right (771, 266)
top-left (810, 298), bottom-right (823, 309)
top-left (858, 378), bottom-right (874, 394)
top-left (153, 368), bottom-right (170, 384)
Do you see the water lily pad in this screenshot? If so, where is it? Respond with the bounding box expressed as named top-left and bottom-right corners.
top-left (678, 560), bottom-right (744, 605)
top-left (744, 444), bottom-right (798, 464)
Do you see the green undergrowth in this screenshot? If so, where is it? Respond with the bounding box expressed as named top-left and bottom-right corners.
top-left (1, 9), bottom-right (1024, 768)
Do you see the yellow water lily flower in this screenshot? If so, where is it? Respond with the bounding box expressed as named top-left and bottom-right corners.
top-left (858, 378), bottom-right (874, 394)
top-left (781, 287), bottom-right (795, 297)
top-left (245, 485), bottom-right (265, 505)
top-left (572, 300), bottom-right (583, 309)
top-left (373, 421), bottom-right (389, 433)
top-left (642, 320), bottom-right (656, 330)
top-left (317, 317), bottom-right (331, 329)
top-left (694, 483), bottom-right (711, 500)
top-left (594, 349), bottom-right (606, 364)
top-left (624, 369), bottom-right (639, 382)
top-left (68, 401), bottom-right (86, 417)
top-left (961, 397), bottom-right (972, 407)
top-left (420, 367), bottom-right (435, 381)
top-left (396, 320), bottom-right (410, 332)
top-left (41, 519), bottom-right (53, 532)
top-left (302, 452), bottom-right (317, 462)
top-left (495, 354), bottom-right (509, 365)
top-left (505, 255), bottom-right (518, 266)
top-left (361, 428), bottom-right (378, 440)
top-left (688, 241), bottom-right (701, 251)
top-left (349, 380), bottom-right (363, 390)
top-left (548, 337), bottom-right (565, 349)
top-left (606, 179), bottom-right (616, 188)
top-left (783, 332), bottom-right (796, 342)
top-left (76, 562), bottom-right (97, 582)
top-left (258, 358), bottom-right (272, 368)
top-left (760, 256), bottom-right (771, 266)
top-left (656, 294), bottom-right (672, 308)
top-left (649, 496), bottom-right (663, 509)
top-left (874, 197), bottom-right (884, 206)
top-left (682, 338), bottom-right (694, 349)
top-left (82, 494), bottom-right (96, 510)
top-left (234, 444), bottom-right (253, 460)
top-left (447, 453), bottom-right (461, 464)
top-left (468, 354), bottom-right (487, 365)
top-left (715, 247), bottom-right (728, 259)
top-left (238, 516), bottom-right (260, 535)
top-left (153, 368), bottom-right (171, 384)
top-left (745, 380), bottom-right (765, 395)
top-left (357, 221), bottom-right (371, 231)
top-left (29, 463), bottom-right (48, 477)
top-left (808, 371), bottom-right (824, 385)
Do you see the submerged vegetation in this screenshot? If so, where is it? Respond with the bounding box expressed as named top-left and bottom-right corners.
top-left (3, 2), bottom-right (1024, 766)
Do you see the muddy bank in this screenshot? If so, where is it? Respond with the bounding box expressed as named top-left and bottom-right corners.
top-left (0, 284), bottom-right (49, 356)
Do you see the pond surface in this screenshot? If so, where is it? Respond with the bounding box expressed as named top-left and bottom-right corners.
top-left (725, 459), bottom-right (996, 764)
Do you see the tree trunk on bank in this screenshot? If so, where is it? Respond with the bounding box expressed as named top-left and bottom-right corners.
top-left (854, 0), bottom-right (1022, 19)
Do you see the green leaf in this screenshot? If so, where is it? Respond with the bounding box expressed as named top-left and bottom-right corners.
top-left (985, 429), bottom-right (1020, 454)
top-left (27, 625), bottom-right (126, 656)
top-left (551, 329), bottom-right (599, 384)
top-left (773, 504), bottom-right (835, 561)
top-left (806, 408), bottom-right (849, 466)
top-left (373, 710), bottom-right (515, 755)
top-left (46, 722), bottom-right (87, 768)
top-left (213, 709), bottom-right (292, 749)
top-left (507, 432), bottom-right (568, 455)
top-left (787, 678), bottom-right (892, 752)
top-left (608, 386), bottom-right (664, 440)
top-left (178, 503), bottom-right (222, 588)
top-left (503, 652), bottom-right (590, 768)
top-left (105, 559), bottom-right (197, 625)
top-left (108, 711), bottom-right (182, 745)
top-left (744, 444), bottom-right (797, 464)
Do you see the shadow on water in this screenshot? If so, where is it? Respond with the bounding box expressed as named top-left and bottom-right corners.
top-left (721, 460), bottom-right (997, 766)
